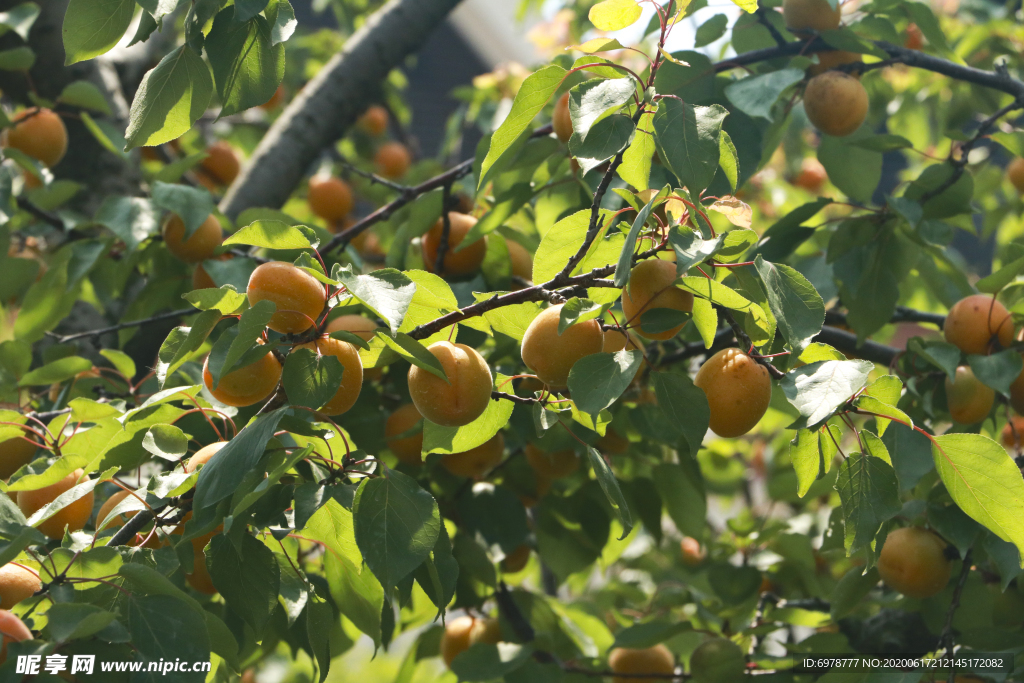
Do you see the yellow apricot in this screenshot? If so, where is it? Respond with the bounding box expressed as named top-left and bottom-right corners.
top-left (782, 0), bottom-right (842, 35)
top-left (407, 341), bottom-right (492, 427)
top-left (521, 304), bottom-right (604, 388)
top-left (202, 350), bottom-right (282, 408)
top-left (293, 337), bottom-right (363, 415)
top-left (877, 526), bottom-right (951, 598)
top-left (422, 213), bottom-right (487, 276)
top-left (162, 213), bottom-right (223, 263)
top-left (1001, 415), bottom-right (1024, 450)
top-left (17, 469), bottom-right (94, 540)
top-left (374, 142), bottom-right (411, 179)
top-left (943, 294), bottom-right (1014, 355)
top-left (4, 108), bottom-right (67, 167)
top-left (524, 443), bottom-right (579, 479)
top-left (945, 366), bottom-right (994, 424)
top-left (440, 433), bottom-right (504, 479)
top-left (441, 615), bottom-right (499, 667)
top-left (791, 156), bottom-right (828, 192)
top-left (0, 610), bottom-right (32, 664)
top-left (693, 348), bottom-right (772, 438)
top-left (680, 536), bottom-right (706, 566)
top-left (307, 175), bottom-right (354, 222)
top-left (185, 442), bottom-right (229, 474)
top-left (553, 93), bottom-right (573, 143)
top-left (385, 403), bottom-right (424, 466)
top-left (803, 71), bottom-right (868, 137)
top-left (326, 314), bottom-right (378, 341)
top-left (621, 259), bottom-right (694, 340)
top-left (501, 544), bottom-right (531, 573)
top-left (506, 239), bottom-right (533, 282)
top-left (246, 261), bottom-right (326, 334)
top-left (0, 564), bottom-right (40, 609)
top-left (358, 105), bottom-right (389, 136)
top-left (200, 141), bottom-right (240, 186)
top-left (1007, 158), bottom-right (1024, 193)
top-left (609, 645), bottom-right (675, 683)
top-left (0, 436), bottom-right (37, 480)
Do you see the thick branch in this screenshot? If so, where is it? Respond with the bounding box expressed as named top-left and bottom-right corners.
top-left (219, 0), bottom-right (465, 220)
top-left (813, 326), bottom-right (900, 366)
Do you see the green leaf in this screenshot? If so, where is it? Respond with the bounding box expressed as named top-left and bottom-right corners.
top-left (25, 475), bottom-right (103, 531)
top-left (567, 351), bottom-right (641, 417)
top-left (45, 603), bottom-right (117, 642)
top-left (723, 68), bottom-right (803, 120)
top-left (653, 460), bottom-right (705, 537)
top-left (848, 134), bottom-right (914, 152)
top-left (99, 348), bottom-right (136, 379)
top-left (835, 450), bottom-right (901, 552)
top-left (618, 107), bottom-right (657, 191)
top-left (586, 446), bottom-right (632, 538)
top-left (413, 521), bottom-right (459, 613)
top-left (305, 590), bottom-right (334, 682)
top-left (183, 285), bottom-right (247, 314)
top-left (282, 348), bottom-right (344, 411)
top-left (612, 621), bottom-right (692, 649)
top-left (458, 483), bottom-right (528, 552)
top-left (142, 424), bottom-right (189, 461)
top-left (62, 0), bottom-right (135, 65)
top-left (0, 47), bottom-right (34, 71)
top-left (57, 81), bottom-right (113, 115)
top-left (667, 227), bottom-right (725, 275)
top-left (206, 9), bottom-right (284, 118)
top-left (81, 112), bottom-right (128, 159)
top-left (264, 0), bottom-right (296, 44)
top-left (830, 567), bottom-right (880, 619)
top-left (194, 407), bottom-right (287, 510)
top-left (755, 198), bottom-right (831, 262)
top-left (95, 196), bottom-right (160, 252)
top-left (451, 643), bottom-right (532, 682)
top-left (207, 534), bottom-right (280, 637)
top-left (353, 468), bottom-right (441, 592)
top-left (376, 331), bottom-right (448, 381)
top-left (908, 339), bottom-right (959, 381)
top-left (904, 163), bottom-right (974, 219)
top-left (589, 0), bottom-right (641, 30)
top-left (901, 2), bottom-right (951, 54)
top-left (615, 190), bottom-right (660, 287)
top-left (718, 130), bottom-right (739, 192)
top-left (968, 351), bottom-right (1023, 397)
top-left (817, 131), bottom-right (883, 204)
top-left (533, 209), bottom-right (613, 284)
top-left (156, 311), bottom-right (221, 388)
top-left (568, 114), bottom-right (634, 174)
top-left (0, 3), bottom-right (39, 41)
top-left (125, 595), bottom-right (211, 673)
top-left (479, 64), bottom-right (566, 188)
top-left (791, 428), bottom-right (823, 498)
top-left (694, 13), bottom-right (728, 47)
top-left (18, 356), bottom-right (92, 386)
top-left (558, 297), bottom-right (605, 333)
top-left (754, 255), bottom-right (824, 354)
top-left (423, 391), bottom-right (514, 456)
top-left (234, 0), bottom-right (270, 22)
top-left (880, 422), bottom-right (933, 491)
top-left (223, 220), bottom-right (316, 250)
top-left (854, 395), bottom-right (911, 437)
top-left (932, 433), bottom-right (1024, 563)
top-left (151, 181), bottom-right (214, 240)
top-left (781, 359), bottom-right (874, 428)
top-left (206, 301), bottom-right (276, 387)
top-left (125, 45), bottom-right (214, 149)
top-left (653, 100), bottom-right (728, 196)
top-left (652, 371), bottom-right (710, 454)
top-left (568, 78), bottom-right (636, 142)
top-left (333, 268), bottom-right (415, 335)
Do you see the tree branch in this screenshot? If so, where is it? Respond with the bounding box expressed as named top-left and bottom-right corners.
top-left (46, 307), bottom-right (196, 343)
top-left (813, 325), bottom-right (900, 366)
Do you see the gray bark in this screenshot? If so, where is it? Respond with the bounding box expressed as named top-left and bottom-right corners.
top-left (219, 0), bottom-right (465, 221)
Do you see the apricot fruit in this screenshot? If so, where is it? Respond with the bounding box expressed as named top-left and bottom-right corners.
top-left (200, 141), bottom-right (240, 186)
top-left (553, 92), bottom-right (573, 143)
top-left (186, 528), bottom-right (220, 595)
top-left (407, 341), bottom-right (493, 427)
top-left (945, 366), bottom-right (994, 424)
top-left (162, 213), bottom-right (223, 263)
top-left (17, 469), bottom-right (94, 540)
top-left (904, 22), bottom-right (924, 50)
top-left (877, 526), bottom-right (951, 598)
top-left (524, 443), bottom-right (579, 479)
top-left (0, 564), bottom-right (39, 610)
top-left (694, 348), bottom-right (772, 438)
top-left (782, 0), bottom-right (842, 35)
top-left (1009, 158), bottom-right (1024, 193)
top-left (521, 304), bottom-right (604, 388)
top-left (808, 49), bottom-right (862, 77)
top-left (690, 638), bottom-right (745, 683)
top-left (441, 615), bottom-right (501, 667)
top-left (803, 71), bottom-right (868, 137)
top-left (385, 403), bottom-right (424, 466)
top-left (1001, 416), bottom-right (1024, 450)
top-left (609, 645), bottom-right (675, 683)
top-left (621, 259), bottom-right (694, 340)
top-left (202, 349), bottom-right (282, 408)
top-left (326, 314), bottom-right (379, 341)
top-left (0, 436), bottom-right (37, 480)
top-left (293, 337), bottom-right (363, 415)
top-left (374, 142), bottom-right (411, 179)
top-left (506, 239), bottom-right (533, 281)
top-left (440, 433), bottom-right (505, 478)
top-left (791, 157), bottom-right (828, 192)
top-left (358, 105), bottom-right (389, 136)
top-left (193, 263), bottom-right (217, 290)
top-left (0, 610), bottom-right (32, 664)
top-left (422, 213), bottom-right (487, 276)
top-left (501, 544), bottom-right (531, 573)
top-left (680, 536), bottom-right (706, 566)
top-left (307, 175), bottom-right (354, 222)
top-left (943, 294), bottom-right (1014, 354)
top-left (247, 261), bottom-right (326, 334)
top-left (4, 108), bottom-right (67, 167)
top-left (185, 441), bottom-right (228, 474)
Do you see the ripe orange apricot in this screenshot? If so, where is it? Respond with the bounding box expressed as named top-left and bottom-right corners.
top-left (4, 108), bottom-right (67, 167)
top-left (385, 403), bottom-right (424, 466)
top-left (791, 157), bottom-right (828, 192)
top-left (782, 0), bottom-right (842, 35)
top-left (501, 544), bottom-right (531, 573)
top-left (17, 469), bottom-right (94, 540)
top-left (440, 433), bottom-right (505, 478)
top-left (944, 294), bottom-right (1014, 354)
top-left (247, 261), bottom-right (326, 334)
top-left (293, 337), bottom-right (363, 415)
top-left (307, 175), bottom-right (354, 222)
top-left (877, 526), bottom-right (951, 598)
top-left (162, 213), bottom-right (223, 263)
top-left (689, 638), bottom-right (745, 683)
top-left (327, 314), bottom-right (379, 341)
top-left (358, 105), bottom-right (389, 136)
top-left (193, 263), bottom-right (216, 290)
top-left (441, 616), bottom-right (501, 667)
top-left (803, 71), bottom-right (868, 137)
top-left (553, 92), bottom-right (573, 143)
top-left (0, 609), bottom-right (32, 664)
top-left (185, 441), bottom-right (228, 474)
top-left (374, 142), bottom-right (411, 179)
top-left (202, 350), bottom-right (282, 408)
top-left (609, 645), bottom-right (675, 683)
top-left (808, 49), bottom-right (862, 77)
top-left (186, 528), bottom-right (220, 595)
top-left (200, 141), bottom-right (240, 186)
top-left (680, 536), bottom-right (706, 566)
top-left (260, 83), bottom-right (286, 111)
top-left (0, 564), bottom-right (40, 610)
top-left (422, 213), bottom-right (487, 276)
top-left (524, 443), bottom-right (579, 479)
top-left (622, 259), bottom-right (694, 340)
top-left (521, 304), bottom-right (604, 389)
top-left (0, 436), bottom-right (37, 480)
top-left (694, 348), bottom-right (772, 438)
top-left (904, 22), bottom-right (924, 50)
top-left (1001, 416), bottom-right (1024, 449)
top-left (1008, 158), bottom-right (1024, 193)
top-left (945, 366), bottom-right (994, 424)
top-left (408, 341), bottom-right (492, 427)
top-left (506, 239), bottom-right (533, 282)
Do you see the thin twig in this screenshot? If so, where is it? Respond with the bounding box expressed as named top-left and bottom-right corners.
top-left (433, 182), bottom-right (454, 275)
top-left (45, 308), bottom-right (197, 343)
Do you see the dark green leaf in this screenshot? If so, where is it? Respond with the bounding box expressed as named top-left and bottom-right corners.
top-left (206, 9), bottom-right (284, 117)
top-left (835, 450), bottom-right (901, 552)
top-left (652, 371), bottom-right (710, 454)
top-left (194, 407), bottom-right (287, 510)
top-left (208, 534), bottom-right (280, 637)
top-left (282, 348), bottom-right (344, 410)
top-left (568, 114), bottom-right (634, 174)
top-left (451, 643), bottom-right (532, 682)
top-left (125, 595), bottom-right (211, 678)
top-left (587, 446), bottom-right (632, 538)
top-left (754, 255), bottom-right (824, 354)
top-left (723, 68), bottom-right (803, 120)
top-left (125, 45), bottom-right (214, 149)
top-left (653, 460), bottom-right (705, 537)
top-left (614, 189), bottom-right (660, 287)
top-left (694, 13), bottom-right (728, 47)
top-left (968, 351), bottom-right (1023, 397)
top-left (568, 351), bottom-right (642, 416)
top-left (653, 100), bottom-right (728, 195)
